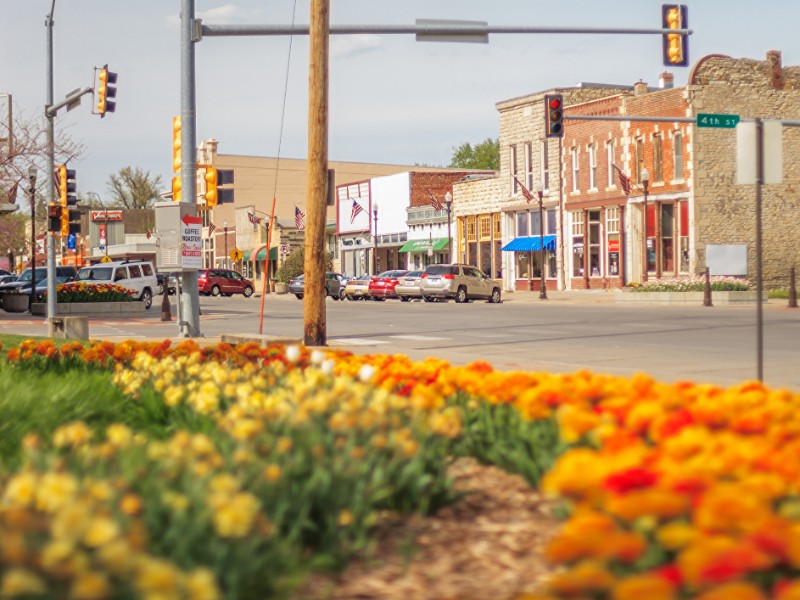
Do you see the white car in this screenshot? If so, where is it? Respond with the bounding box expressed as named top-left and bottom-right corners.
top-left (76, 260), bottom-right (158, 309)
top-left (419, 264), bottom-right (502, 304)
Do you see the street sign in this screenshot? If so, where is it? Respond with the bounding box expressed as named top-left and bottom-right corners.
top-left (180, 213), bottom-right (203, 269)
top-left (697, 113), bottom-right (740, 128)
top-left (100, 255), bottom-right (112, 263)
top-left (230, 248), bottom-right (243, 262)
top-left (280, 243), bottom-right (290, 255)
top-left (67, 233), bottom-right (76, 250)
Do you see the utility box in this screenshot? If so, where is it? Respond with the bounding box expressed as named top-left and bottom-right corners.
top-left (154, 202), bottom-right (203, 272)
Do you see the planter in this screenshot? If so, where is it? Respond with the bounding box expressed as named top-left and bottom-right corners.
top-left (274, 282), bottom-right (289, 294)
top-left (1, 293), bottom-right (31, 313)
top-left (31, 302), bottom-right (146, 316)
top-left (615, 289), bottom-right (767, 305)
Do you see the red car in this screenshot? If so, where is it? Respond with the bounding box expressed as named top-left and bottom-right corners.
top-left (367, 270), bottom-right (408, 301)
top-left (198, 268), bottom-right (255, 297)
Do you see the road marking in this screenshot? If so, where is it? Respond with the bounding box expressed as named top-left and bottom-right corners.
top-left (389, 335), bottom-right (448, 341)
top-left (330, 338), bottom-right (389, 346)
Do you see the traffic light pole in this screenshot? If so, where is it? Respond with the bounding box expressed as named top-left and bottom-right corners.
top-left (45, 5), bottom-right (57, 320)
top-left (180, 0), bottom-right (201, 338)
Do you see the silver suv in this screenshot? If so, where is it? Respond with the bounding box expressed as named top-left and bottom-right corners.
top-left (76, 260), bottom-right (158, 309)
top-left (419, 264), bottom-right (502, 304)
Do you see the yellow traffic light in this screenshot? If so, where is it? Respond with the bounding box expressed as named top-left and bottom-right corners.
top-left (55, 165), bottom-right (68, 206)
top-left (172, 116), bottom-right (182, 173)
top-left (96, 64), bottom-right (118, 117)
top-left (204, 167), bottom-right (218, 207)
top-left (662, 4), bottom-right (688, 67)
top-left (48, 204), bottom-right (63, 233)
top-left (172, 176), bottom-right (182, 202)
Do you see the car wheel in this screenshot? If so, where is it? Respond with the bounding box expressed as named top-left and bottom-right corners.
top-left (339, 288), bottom-right (347, 301)
top-left (490, 288), bottom-right (502, 304)
top-left (400, 296), bottom-right (410, 302)
top-left (243, 286), bottom-right (254, 298)
top-left (423, 295), bottom-right (434, 303)
top-left (222, 293), bottom-right (232, 297)
top-left (455, 286), bottom-right (467, 304)
top-left (157, 283), bottom-right (165, 295)
top-left (141, 289), bottom-right (153, 310)
top-left (373, 297), bottom-right (385, 302)
top-left (211, 285), bottom-right (221, 297)
top-left (295, 294), bottom-right (303, 300)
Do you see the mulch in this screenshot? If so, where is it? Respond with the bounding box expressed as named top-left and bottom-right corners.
top-left (297, 458), bottom-right (561, 600)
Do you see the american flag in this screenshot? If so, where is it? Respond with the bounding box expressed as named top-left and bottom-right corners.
top-left (7, 180), bottom-right (19, 204)
top-left (427, 189), bottom-right (443, 211)
top-left (350, 200), bottom-right (364, 224)
top-left (247, 212), bottom-right (262, 226)
top-left (513, 176), bottom-right (535, 203)
top-left (208, 222), bottom-right (217, 235)
top-left (612, 163), bottom-right (632, 196)
top-left (145, 229), bottom-right (152, 239)
top-left (295, 206), bottom-right (305, 229)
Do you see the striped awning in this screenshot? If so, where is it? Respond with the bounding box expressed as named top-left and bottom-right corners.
top-left (501, 235), bottom-right (556, 252)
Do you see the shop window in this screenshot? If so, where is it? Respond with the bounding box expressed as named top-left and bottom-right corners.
top-left (479, 216), bottom-right (491, 241)
top-left (607, 207), bottom-right (620, 276)
top-left (493, 213), bottom-right (501, 239)
top-left (571, 211), bottom-right (584, 277)
top-left (679, 200), bottom-right (689, 272)
top-left (467, 216), bottom-right (477, 242)
top-left (661, 203), bottom-right (674, 273)
top-left (588, 210), bottom-right (601, 277)
top-left (516, 253), bottom-right (530, 279)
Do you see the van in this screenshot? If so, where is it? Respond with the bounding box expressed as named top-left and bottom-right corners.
top-left (76, 260), bottom-right (158, 309)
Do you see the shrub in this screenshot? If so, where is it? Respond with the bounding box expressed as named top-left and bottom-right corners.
top-left (627, 275), bottom-right (752, 292)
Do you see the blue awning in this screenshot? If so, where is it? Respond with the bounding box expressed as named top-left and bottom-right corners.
top-left (502, 235), bottom-right (556, 252)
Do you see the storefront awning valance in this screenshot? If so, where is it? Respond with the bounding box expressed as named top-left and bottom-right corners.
top-left (242, 249), bottom-right (253, 262)
top-left (398, 238), bottom-right (450, 253)
top-left (254, 246), bottom-right (278, 261)
top-left (502, 235), bottom-right (556, 252)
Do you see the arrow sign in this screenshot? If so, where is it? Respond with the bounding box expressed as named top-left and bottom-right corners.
top-left (181, 213), bottom-right (202, 226)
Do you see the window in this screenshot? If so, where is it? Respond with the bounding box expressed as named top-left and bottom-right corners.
top-left (606, 207), bottom-right (620, 234)
top-left (114, 268), bottom-right (127, 282)
top-left (606, 141), bottom-right (615, 187)
top-left (128, 265), bottom-right (142, 278)
top-left (571, 211), bottom-right (584, 277)
top-left (653, 134), bottom-right (663, 182)
top-left (479, 215), bottom-right (491, 240)
top-left (516, 212), bottom-right (529, 237)
top-left (588, 210), bottom-right (602, 277)
top-left (547, 209), bottom-right (557, 236)
top-left (531, 210), bottom-right (542, 236)
top-left (493, 213), bottom-right (501, 238)
top-left (588, 143), bottom-right (597, 190)
top-left (571, 147), bottom-right (579, 192)
top-left (510, 145), bottom-right (519, 195)
top-left (635, 138), bottom-right (645, 182)
top-left (674, 132), bottom-right (684, 179)
top-left (606, 207), bottom-right (621, 277)
top-left (141, 263), bottom-right (154, 276)
top-left (541, 141), bottom-right (550, 191)
top-left (466, 216), bottom-right (477, 242)
top-left (525, 142), bottom-right (534, 191)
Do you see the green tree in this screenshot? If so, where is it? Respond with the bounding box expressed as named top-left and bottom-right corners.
top-left (106, 166), bottom-right (162, 210)
top-left (449, 138), bottom-right (500, 171)
top-left (275, 246), bottom-right (333, 283)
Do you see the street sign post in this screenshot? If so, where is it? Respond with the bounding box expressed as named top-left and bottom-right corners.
top-left (697, 113), bottom-right (740, 128)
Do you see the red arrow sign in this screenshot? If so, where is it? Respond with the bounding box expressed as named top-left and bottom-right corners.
top-left (181, 213), bottom-right (202, 226)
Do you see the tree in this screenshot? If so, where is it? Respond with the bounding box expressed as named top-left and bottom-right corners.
top-left (275, 246), bottom-right (333, 283)
top-left (449, 138), bottom-right (500, 171)
top-left (0, 212), bottom-right (27, 258)
top-left (106, 166), bottom-right (163, 210)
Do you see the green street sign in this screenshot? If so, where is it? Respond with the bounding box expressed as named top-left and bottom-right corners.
top-left (697, 113), bottom-right (740, 128)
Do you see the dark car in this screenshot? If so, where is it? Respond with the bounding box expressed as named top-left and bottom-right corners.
top-left (368, 270), bottom-right (409, 301)
top-left (197, 269), bottom-right (254, 297)
top-left (288, 272), bottom-right (344, 300)
top-left (0, 266), bottom-right (76, 296)
top-left (156, 273), bottom-right (177, 296)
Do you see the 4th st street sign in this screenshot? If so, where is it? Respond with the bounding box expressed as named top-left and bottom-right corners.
top-left (697, 113), bottom-right (740, 128)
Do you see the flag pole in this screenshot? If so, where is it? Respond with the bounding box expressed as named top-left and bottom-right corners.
top-left (258, 196), bottom-right (277, 335)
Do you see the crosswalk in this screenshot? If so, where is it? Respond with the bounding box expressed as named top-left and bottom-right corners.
top-left (330, 334), bottom-right (448, 346)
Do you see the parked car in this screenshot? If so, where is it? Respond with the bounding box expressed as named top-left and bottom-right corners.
top-left (367, 270), bottom-right (408, 301)
top-left (344, 275), bottom-right (372, 301)
top-left (35, 273), bottom-right (79, 301)
top-left (0, 269), bottom-right (11, 277)
top-left (419, 264), bottom-right (502, 304)
top-left (0, 274), bottom-right (18, 285)
top-left (76, 260), bottom-right (158, 309)
top-left (0, 266), bottom-right (76, 296)
top-left (395, 270), bottom-right (425, 302)
top-left (156, 273), bottom-right (177, 296)
top-left (288, 272), bottom-right (344, 300)
top-left (197, 269), bottom-right (254, 297)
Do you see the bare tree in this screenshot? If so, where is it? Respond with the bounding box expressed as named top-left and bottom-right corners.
top-left (106, 166), bottom-right (163, 210)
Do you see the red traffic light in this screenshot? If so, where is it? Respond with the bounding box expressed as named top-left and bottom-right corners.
top-left (549, 97), bottom-right (562, 110)
top-left (544, 94), bottom-right (564, 138)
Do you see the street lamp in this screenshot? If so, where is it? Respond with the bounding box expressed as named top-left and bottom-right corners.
top-left (536, 180), bottom-right (547, 300)
top-left (223, 220), bottom-right (229, 269)
top-left (444, 191), bottom-right (453, 264)
top-left (641, 167), bottom-right (650, 283)
top-left (27, 166), bottom-right (37, 310)
top-left (372, 202), bottom-right (379, 275)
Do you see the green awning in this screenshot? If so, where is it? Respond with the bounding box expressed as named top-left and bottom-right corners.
top-left (242, 249), bottom-right (253, 262)
top-left (254, 246), bottom-right (278, 261)
top-left (398, 238), bottom-right (450, 253)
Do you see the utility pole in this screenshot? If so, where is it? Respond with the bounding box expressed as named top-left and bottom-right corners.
top-left (303, 0), bottom-right (329, 347)
top-left (45, 2), bottom-right (57, 321)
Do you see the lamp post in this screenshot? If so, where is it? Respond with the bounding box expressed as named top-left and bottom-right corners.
top-left (444, 191), bottom-right (453, 264)
top-left (372, 202), bottom-right (379, 275)
top-left (536, 180), bottom-right (547, 300)
top-left (223, 220), bottom-right (228, 269)
top-left (27, 166), bottom-right (37, 310)
top-left (641, 167), bottom-right (650, 283)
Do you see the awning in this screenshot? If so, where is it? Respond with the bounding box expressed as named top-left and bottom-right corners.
top-left (254, 246), bottom-right (278, 261)
top-left (398, 238), bottom-right (450, 253)
top-left (242, 249), bottom-right (253, 262)
top-left (502, 235), bottom-right (556, 252)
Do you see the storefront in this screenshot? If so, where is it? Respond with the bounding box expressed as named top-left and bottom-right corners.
top-left (242, 246), bottom-right (277, 280)
top-left (398, 237), bottom-right (449, 270)
top-left (501, 234), bottom-right (556, 292)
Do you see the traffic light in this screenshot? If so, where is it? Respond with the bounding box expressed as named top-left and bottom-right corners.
top-left (172, 116), bottom-right (182, 173)
top-left (64, 208), bottom-right (82, 237)
top-left (48, 204), bottom-right (63, 233)
top-left (171, 176), bottom-right (182, 202)
top-left (55, 165), bottom-right (77, 208)
top-left (204, 167), bottom-right (218, 207)
top-left (96, 64), bottom-right (118, 117)
top-left (544, 94), bottom-right (564, 138)
top-left (662, 4), bottom-right (688, 67)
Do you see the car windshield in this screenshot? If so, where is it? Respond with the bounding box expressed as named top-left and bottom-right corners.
top-left (78, 267), bottom-right (113, 281)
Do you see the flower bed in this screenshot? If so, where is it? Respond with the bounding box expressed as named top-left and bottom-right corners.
top-left (2, 338), bottom-right (800, 598)
top-left (43, 281), bottom-right (137, 303)
top-left (626, 275), bottom-right (753, 292)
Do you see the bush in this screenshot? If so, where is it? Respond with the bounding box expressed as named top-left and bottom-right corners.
top-left (627, 275), bottom-right (752, 292)
top-left (43, 281), bottom-right (136, 303)
top-left (275, 247), bottom-right (334, 283)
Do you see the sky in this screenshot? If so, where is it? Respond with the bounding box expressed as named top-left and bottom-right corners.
top-left (3, 0), bottom-right (800, 204)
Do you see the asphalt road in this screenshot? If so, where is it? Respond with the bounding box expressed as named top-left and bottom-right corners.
top-left (2, 292), bottom-right (799, 390)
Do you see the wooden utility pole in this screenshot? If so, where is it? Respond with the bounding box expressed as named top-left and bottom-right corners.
top-left (303, 0), bottom-right (329, 347)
